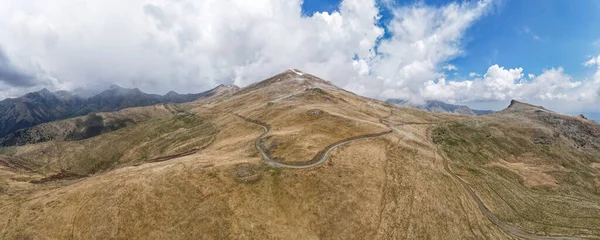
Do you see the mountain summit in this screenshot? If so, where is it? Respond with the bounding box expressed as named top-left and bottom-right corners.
top-left (502, 99), bottom-right (549, 112)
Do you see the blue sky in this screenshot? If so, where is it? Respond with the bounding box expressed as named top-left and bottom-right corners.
top-left (303, 0), bottom-right (600, 81)
top-left (302, 0), bottom-right (342, 15)
top-left (452, 0), bottom-right (600, 80)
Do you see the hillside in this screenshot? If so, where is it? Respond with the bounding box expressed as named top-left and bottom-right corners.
top-left (0, 104), bottom-right (176, 147)
top-left (0, 70), bottom-right (599, 239)
top-left (433, 100), bottom-right (600, 238)
top-left (387, 99), bottom-right (494, 115)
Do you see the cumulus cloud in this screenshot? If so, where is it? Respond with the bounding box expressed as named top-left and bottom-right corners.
top-left (0, 0), bottom-right (386, 98)
top-left (0, 0), bottom-right (597, 112)
top-left (585, 55), bottom-right (600, 67)
top-left (364, 0), bottom-right (491, 101)
top-left (420, 63), bottom-right (599, 112)
top-left (0, 0), bottom-right (495, 103)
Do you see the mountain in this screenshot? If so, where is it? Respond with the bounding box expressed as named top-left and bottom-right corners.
top-left (386, 98), bottom-right (494, 115)
top-left (0, 88), bottom-right (84, 138)
top-left (73, 85), bottom-right (162, 115)
top-left (1, 70), bottom-right (599, 239)
top-left (0, 84), bottom-right (238, 138)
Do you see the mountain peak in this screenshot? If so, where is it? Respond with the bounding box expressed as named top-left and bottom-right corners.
top-left (108, 84), bottom-right (123, 89)
top-left (273, 69), bottom-right (333, 86)
top-left (95, 85), bottom-right (145, 98)
top-left (38, 88), bottom-right (51, 93)
top-left (214, 84), bottom-right (239, 90)
top-left (35, 88), bottom-right (55, 99)
top-left (207, 84), bottom-right (240, 97)
top-left (503, 99), bottom-right (548, 112)
top-left (285, 68), bottom-right (305, 76)
top-left (110, 85), bottom-right (140, 92)
top-left (232, 69), bottom-right (336, 98)
top-left (164, 90), bottom-right (180, 98)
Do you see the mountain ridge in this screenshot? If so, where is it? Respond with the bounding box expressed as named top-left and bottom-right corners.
top-left (0, 84), bottom-right (239, 138)
top-left (386, 98), bottom-right (494, 115)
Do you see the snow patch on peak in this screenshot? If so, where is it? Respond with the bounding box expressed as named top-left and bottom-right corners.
top-left (289, 68), bottom-right (304, 76)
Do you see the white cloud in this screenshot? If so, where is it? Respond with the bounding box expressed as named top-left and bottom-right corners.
top-left (443, 64), bottom-right (458, 71)
top-left (366, 0), bottom-right (492, 100)
top-left (0, 0), bottom-right (494, 102)
top-left (584, 55), bottom-right (600, 67)
top-left (420, 63), bottom-right (600, 112)
top-left (0, 0), bottom-right (383, 97)
top-left (0, 0), bottom-right (597, 113)
top-left (583, 55), bottom-right (600, 103)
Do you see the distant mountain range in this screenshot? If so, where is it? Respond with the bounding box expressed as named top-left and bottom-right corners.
top-left (386, 99), bottom-right (494, 115)
top-left (0, 84), bottom-right (238, 138)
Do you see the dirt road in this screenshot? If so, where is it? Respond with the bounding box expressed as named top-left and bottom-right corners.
top-left (236, 113), bottom-right (391, 169)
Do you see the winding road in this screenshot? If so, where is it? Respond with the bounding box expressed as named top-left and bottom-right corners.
top-left (235, 113), bottom-right (392, 169)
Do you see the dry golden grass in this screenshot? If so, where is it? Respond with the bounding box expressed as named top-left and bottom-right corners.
top-left (2, 113), bottom-right (217, 175)
top-left (487, 160), bottom-right (559, 187)
top-left (0, 114), bottom-right (510, 239)
top-left (433, 102), bottom-right (600, 238)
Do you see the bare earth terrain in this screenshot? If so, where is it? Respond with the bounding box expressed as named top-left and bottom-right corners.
top-left (0, 69), bottom-right (599, 239)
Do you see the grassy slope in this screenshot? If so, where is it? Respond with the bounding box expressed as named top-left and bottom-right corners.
top-left (0, 109), bottom-right (511, 239)
top-left (3, 113), bottom-right (217, 175)
top-left (0, 104), bottom-right (179, 147)
top-left (209, 71), bottom-right (390, 163)
top-left (433, 111), bottom-right (600, 237)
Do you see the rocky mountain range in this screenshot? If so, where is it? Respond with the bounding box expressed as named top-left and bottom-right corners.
top-left (386, 99), bottom-right (494, 115)
top-left (0, 84), bottom-right (239, 138)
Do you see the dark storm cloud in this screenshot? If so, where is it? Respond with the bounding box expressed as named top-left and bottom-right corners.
top-left (0, 47), bottom-right (37, 87)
